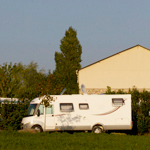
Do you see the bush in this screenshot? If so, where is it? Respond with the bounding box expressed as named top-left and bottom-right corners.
top-left (0, 101), bottom-right (29, 130)
top-left (137, 115), bottom-right (149, 135)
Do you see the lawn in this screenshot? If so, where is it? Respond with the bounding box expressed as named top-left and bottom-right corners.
top-left (0, 131), bottom-right (149, 150)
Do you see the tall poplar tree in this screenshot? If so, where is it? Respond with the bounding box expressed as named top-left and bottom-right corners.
top-left (54, 27), bottom-right (82, 94)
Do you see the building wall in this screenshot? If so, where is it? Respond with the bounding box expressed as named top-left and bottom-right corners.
top-left (78, 45), bottom-right (150, 94)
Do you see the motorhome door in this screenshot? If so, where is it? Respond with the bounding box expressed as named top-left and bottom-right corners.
top-left (45, 105), bottom-right (55, 130)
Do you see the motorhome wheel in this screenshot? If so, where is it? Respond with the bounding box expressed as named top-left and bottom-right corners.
top-left (92, 126), bottom-right (103, 134)
top-left (32, 125), bottom-right (43, 132)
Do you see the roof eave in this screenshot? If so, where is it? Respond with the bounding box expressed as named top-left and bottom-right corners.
top-left (79, 44), bottom-right (150, 71)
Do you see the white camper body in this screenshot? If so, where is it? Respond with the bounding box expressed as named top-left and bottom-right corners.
top-left (21, 94), bottom-right (132, 133)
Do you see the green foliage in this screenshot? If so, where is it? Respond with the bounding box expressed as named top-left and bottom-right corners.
top-left (140, 90), bottom-right (150, 116)
top-left (0, 101), bottom-right (29, 130)
top-left (137, 114), bottom-right (149, 135)
top-left (0, 132), bottom-right (150, 150)
top-left (105, 86), bottom-right (113, 94)
top-left (0, 62), bottom-right (23, 98)
top-left (37, 73), bottom-right (56, 95)
top-left (0, 62), bottom-right (57, 130)
top-left (16, 62), bottom-right (47, 100)
top-left (54, 27), bottom-right (82, 94)
top-left (105, 86), bottom-right (150, 135)
top-left (40, 95), bottom-right (56, 107)
top-left (129, 87), bottom-right (140, 103)
top-left (0, 62), bottom-right (51, 101)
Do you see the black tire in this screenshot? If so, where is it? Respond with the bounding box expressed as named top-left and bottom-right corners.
top-left (32, 125), bottom-right (43, 132)
top-left (92, 126), bottom-right (103, 134)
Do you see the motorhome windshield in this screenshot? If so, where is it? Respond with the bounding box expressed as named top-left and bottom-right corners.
top-left (27, 104), bottom-right (37, 116)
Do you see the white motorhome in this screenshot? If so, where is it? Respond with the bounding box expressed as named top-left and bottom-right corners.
top-left (21, 94), bottom-right (132, 133)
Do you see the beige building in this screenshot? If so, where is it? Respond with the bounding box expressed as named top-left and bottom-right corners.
top-left (77, 45), bottom-right (150, 94)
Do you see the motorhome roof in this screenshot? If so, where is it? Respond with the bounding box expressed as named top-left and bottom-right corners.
top-left (30, 95), bottom-right (58, 104)
top-left (30, 94), bottom-right (131, 104)
top-left (30, 97), bottom-right (43, 104)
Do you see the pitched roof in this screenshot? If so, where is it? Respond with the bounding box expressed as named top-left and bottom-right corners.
top-left (80, 44), bottom-right (150, 71)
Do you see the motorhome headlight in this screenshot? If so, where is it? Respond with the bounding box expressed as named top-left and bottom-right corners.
top-left (21, 122), bottom-right (32, 129)
top-left (21, 123), bottom-right (24, 129)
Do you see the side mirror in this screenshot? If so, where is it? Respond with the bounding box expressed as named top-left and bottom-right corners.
top-left (37, 109), bottom-right (40, 117)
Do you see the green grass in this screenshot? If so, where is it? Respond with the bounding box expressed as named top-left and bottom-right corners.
top-left (0, 131), bottom-right (149, 150)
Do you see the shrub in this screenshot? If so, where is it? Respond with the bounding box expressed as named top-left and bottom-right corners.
top-left (137, 114), bottom-right (149, 135)
top-left (0, 101), bottom-right (29, 130)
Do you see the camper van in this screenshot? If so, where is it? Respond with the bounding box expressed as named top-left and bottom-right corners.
top-left (21, 94), bottom-right (132, 133)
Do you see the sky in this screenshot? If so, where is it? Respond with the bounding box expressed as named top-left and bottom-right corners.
top-left (1, 0), bottom-right (150, 73)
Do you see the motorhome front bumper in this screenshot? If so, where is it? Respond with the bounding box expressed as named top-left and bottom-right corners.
top-left (21, 122), bottom-right (32, 130)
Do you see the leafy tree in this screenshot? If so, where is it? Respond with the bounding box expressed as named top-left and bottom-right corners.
top-left (36, 72), bottom-right (55, 95)
top-left (54, 27), bottom-right (82, 94)
top-left (17, 62), bottom-right (47, 100)
top-left (0, 62), bottom-right (48, 100)
top-left (0, 62), bottom-right (23, 98)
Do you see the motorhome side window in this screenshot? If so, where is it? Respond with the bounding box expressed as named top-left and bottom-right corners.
top-left (38, 104), bottom-right (44, 115)
top-left (60, 103), bottom-right (74, 112)
top-left (112, 98), bottom-right (124, 106)
top-left (79, 103), bottom-right (89, 110)
top-left (46, 105), bottom-right (54, 114)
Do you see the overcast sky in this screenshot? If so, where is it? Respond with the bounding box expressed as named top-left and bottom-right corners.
top-left (1, 0), bottom-right (150, 73)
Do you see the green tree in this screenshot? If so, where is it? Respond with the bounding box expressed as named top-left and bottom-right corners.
top-left (54, 27), bottom-right (82, 94)
top-left (0, 62), bottom-right (23, 98)
top-left (36, 71), bottom-right (55, 95)
top-left (0, 62), bottom-right (47, 100)
top-left (17, 62), bottom-right (46, 100)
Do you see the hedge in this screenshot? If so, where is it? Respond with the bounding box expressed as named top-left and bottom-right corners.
top-left (0, 100), bottom-right (29, 130)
